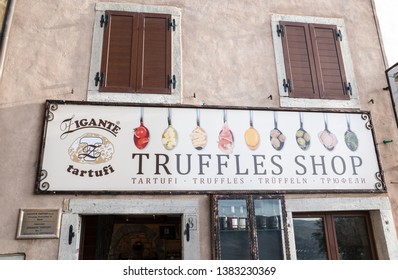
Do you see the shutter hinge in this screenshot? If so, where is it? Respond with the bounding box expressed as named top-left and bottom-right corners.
top-left (283, 78), bottom-right (291, 92)
top-left (100, 14), bottom-right (108, 28)
top-left (277, 24), bottom-right (284, 37)
top-left (94, 72), bottom-right (104, 87)
top-left (336, 29), bottom-right (343, 41)
top-left (168, 74), bottom-right (176, 89)
top-left (168, 18), bottom-right (176, 31)
top-left (345, 82), bottom-right (352, 96)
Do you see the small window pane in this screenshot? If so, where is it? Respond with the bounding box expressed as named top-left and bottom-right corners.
top-left (334, 216), bottom-right (373, 260)
top-left (293, 217), bottom-right (328, 260)
top-left (218, 200), bottom-right (250, 260)
top-left (254, 199), bottom-right (284, 260)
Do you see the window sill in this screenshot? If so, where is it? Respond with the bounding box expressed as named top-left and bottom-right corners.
top-left (87, 90), bottom-right (181, 104)
top-left (280, 96), bottom-right (360, 109)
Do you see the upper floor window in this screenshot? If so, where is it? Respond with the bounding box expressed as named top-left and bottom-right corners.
top-left (88, 3), bottom-right (181, 104)
top-left (272, 15), bottom-right (359, 108)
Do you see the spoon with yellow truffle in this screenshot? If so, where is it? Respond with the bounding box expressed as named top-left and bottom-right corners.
top-left (162, 108), bottom-right (178, 150)
top-left (244, 110), bottom-right (260, 150)
top-left (296, 112), bottom-right (311, 150)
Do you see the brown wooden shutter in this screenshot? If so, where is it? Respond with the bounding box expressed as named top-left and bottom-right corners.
top-left (310, 24), bottom-right (349, 100)
top-left (281, 21), bottom-right (319, 98)
top-left (99, 11), bottom-right (172, 94)
top-left (136, 13), bottom-right (172, 94)
top-left (100, 11), bottom-right (139, 93)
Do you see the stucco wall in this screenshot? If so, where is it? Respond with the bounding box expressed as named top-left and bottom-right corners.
top-left (0, 0), bottom-right (397, 259)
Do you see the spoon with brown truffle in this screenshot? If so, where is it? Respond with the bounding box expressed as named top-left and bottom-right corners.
top-left (296, 112), bottom-right (311, 151)
top-left (270, 111), bottom-right (286, 151)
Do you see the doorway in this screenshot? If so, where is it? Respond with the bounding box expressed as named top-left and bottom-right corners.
top-left (79, 214), bottom-right (182, 260)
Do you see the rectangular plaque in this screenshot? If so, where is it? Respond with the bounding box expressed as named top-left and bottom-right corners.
top-left (16, 209), bottom-right (61, 239)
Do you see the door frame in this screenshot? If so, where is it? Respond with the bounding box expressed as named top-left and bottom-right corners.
top-left (285, 196), bottom-right (398, 259)
top-left (58, 198), bottom-right (201, 260)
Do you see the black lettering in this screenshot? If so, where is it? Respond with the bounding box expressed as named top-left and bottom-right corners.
top-left (271, 155), bottom-right (283, 175)
top-left (235, 155), bottom-right (249, 175)
top-left (331, 156), bottom-right (346, 175)
top-left (216, 155), bottom-right (229, 175)
top-left (311, 155), bottom-right (327, 175)
top-left (350, 156), bottom-right (362, 175)
top-left (132, 153), bottom-right (149, 175)
top-left (295, 155), bottom-right (307, 175)
top-left (155, 154), bottom-right (171, 175)
top-left (176, 154), bottom-right (191, 175)
top-left (253, 155), bottom-right (267, 175)
top-left (198, 154), bottom-right (211, 175)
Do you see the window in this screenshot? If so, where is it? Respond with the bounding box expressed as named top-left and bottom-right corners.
top-left (293, 212), bottom-right (377, 260)
top-left (88, 3), bottom-right (181, 103)
top-left (99, 11), bottom-right (172, 94)
top-left (213, 195), bottom-right (286, 260)
top-left (272, 15), bottom-right (358, 108)
top-left (279, 22), bottom-right (349, 100)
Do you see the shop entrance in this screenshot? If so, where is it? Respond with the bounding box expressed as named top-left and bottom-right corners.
top-left (79, 214), bottom-right (182, 260)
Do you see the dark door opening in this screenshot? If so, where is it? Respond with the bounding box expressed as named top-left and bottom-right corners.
top-left (79, 214), bottom-right (182, 260)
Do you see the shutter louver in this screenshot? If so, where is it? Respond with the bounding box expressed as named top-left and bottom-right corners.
top-left (310, 24), bottom-right (349, 100)
top-left (99, 11), bottom-right (172, 94)
top-left (100, 11), bottom-right (138, 93)
top-left (137, 13), bottom-right (172, 94)
top-left (281, 22), bottom-right (319, 98)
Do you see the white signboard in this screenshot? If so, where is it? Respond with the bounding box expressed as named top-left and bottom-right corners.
top-left (36, 101), bottom-right (384, 193)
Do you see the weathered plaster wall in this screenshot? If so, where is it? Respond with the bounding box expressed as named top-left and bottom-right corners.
top-left (0, 0), bottom-right (397, 259)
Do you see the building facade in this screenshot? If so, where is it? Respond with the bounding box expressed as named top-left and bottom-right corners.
top-left (1, 0), bottom-right (398, 260)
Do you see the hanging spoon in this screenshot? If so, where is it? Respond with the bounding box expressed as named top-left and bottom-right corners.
top-left (218, 110), bottom-right (234, 154)
top-left (318, 113), bottom-right (338, 151)
top-left (190, 109), bottom-right (207, 150)
top-left (344, 114), bottom-right (359, 151)
top-left (296, 112), bottom-right (311, 150)
top-left (162, 108), bottom-right (178, 150)
top-left (244, 110), bottom-right (260, 150)
top-left (133, 107), bottom-right (150, 150)
top-left (270, 111), bottom-right (286, 151)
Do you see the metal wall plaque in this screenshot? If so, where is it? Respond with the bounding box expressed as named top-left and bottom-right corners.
top-left (16, 209), bottom-right (61, 239)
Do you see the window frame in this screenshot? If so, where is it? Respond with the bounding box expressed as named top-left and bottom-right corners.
top-left (292, 211), bottom-right (378, 260)
top-left (272, 14), bottom-right (359, 108)
top-left (211, 194), bottom-right (288, 260)
top-left (87, 3), bottom-right (182, 104)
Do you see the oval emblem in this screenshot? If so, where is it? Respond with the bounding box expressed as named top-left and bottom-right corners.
top-left (68, 133), bottom-right (114, 164)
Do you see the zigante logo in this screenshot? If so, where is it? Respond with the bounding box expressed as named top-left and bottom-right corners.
top-left (59, 116), bottom-right (121, 139)
top-left (59, 116), bottom-right (120, 178)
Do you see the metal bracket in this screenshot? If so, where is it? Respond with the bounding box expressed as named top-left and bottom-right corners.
top-left (345, 82), bottom-right (352, 96)
top-left (336, 29), bottom-right (343, 41)
top-left (100, 14), bottom-right (108, 28)
top-left (168, 74), bottom-right (176, 89)
top-left (68, 225), bottom-right (75, 245)
top-left (283, 78), bottom-right (291, 93)
top-left (184, 223), bottom-right (190, 242)
top-left (168, 18), bottom-right (176, 31)
top-left (277, 24), bottom-right (284, 37)
top-left (94, 72), bottom-right (104, 87)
